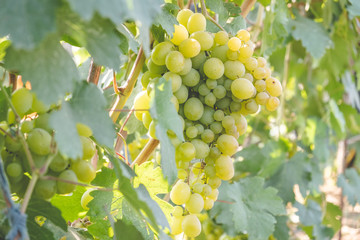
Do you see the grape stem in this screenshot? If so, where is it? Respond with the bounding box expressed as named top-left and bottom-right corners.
top-left (177, 0), bottom-right (184, 9)
top-left (199, 0), bottom-right (226, 32)
top-left (86, 59), bottom-right (102, 85)
top-left (9, 73), bottom-right (17, 92)
top-left (130, 138), bottom-right (160, 168)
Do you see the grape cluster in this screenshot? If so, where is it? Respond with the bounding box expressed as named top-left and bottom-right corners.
top-left (134, 8), bottom-right (282, 238)
top-left (1, 87), bottom-right (97, 200)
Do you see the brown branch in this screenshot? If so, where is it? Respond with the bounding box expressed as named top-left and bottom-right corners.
top-left (240, 0), bottom-right (257, 18)
top-left (9, 73), bottom-right (17, 92)
top-left (130, 138), bottom-right (159, 168)
top-left (86, 59), bottom-right (102, 85)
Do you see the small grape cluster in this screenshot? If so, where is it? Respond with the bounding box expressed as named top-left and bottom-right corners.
top-left (1, 87), bottom-right (97, 200)
top-left (133, 8), bottom-right (282, 238)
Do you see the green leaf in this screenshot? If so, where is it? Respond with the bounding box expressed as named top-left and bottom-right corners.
top-left (322, 202), bottom-right (341, 232)
top-left (290, 14), bottom-right (332, 59)
top-left (206, 0), bottom-right (229, 25)
top-left (342, 71), bottom-right (360, 111)
top-left (347, 0), bottom-right (360, 19)
top-left (150, 77), bottom-right (184, 185)
top-left (313, 119), bottom-right (330, 164)
top-left (294, 200), bottom-right (322, 226)
top-left (51, 186), bottom-right (86, 222)
top-left (4, 35), bottom-right (79, 105)
top-left (0, 0), bottom-right (60, 49)
top-left (27, 198), bottom-right (67, 240)
top-left (223, 2), bottom-right (242, 17)
top-left (153, 3), bottom-right (178, 38)
top-left (113, 219), bottom-right (144, 240)
top-left (273, 216), bottom-right (289, 240)
top-left (224, 16), bottom-right (246, 35)
top-left (49, 81), bottom-right (114, 159)
top-left (329, 99), bottom-right (346, 139)
top-left (87, 219), bottom-right (112, 240)
top-left (312, 224), bottom-right (334, 240)
top-left (210, 177), bottom-right (285, 239)
top-left (337, 168), bottom-right (360, 206)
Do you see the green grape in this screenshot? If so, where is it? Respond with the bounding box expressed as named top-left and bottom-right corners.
top-left (174, 84), bottom-right (188, 104)
top-left (203, 58), bottom-right (224, 79)
top-left (182, 68), bottom-right (200, 87)
top-left (231, 78), bottom-right (255, 99)
top-left (141, 71), bottom-right (160, 88)
top-left (198, 83), bottom-right (211, 96)
top-left (211, 45), bottom-right (228, 62)
top-left (149, 121), bottom-right (157, 139)
top-left (184, 119), bottom-right (194, 129)
top-left (172, 206), bottom-right (184, 217)
top-left (199, 106), bottom-right (215, 126)
top-left (213, 110), bottom-right (224, 121)
top-left (76, 123), bottom-right (93, 137)
top-left (191, 139), bottom-right (210, 159)
top-left (166, 51), bottom-right (185, 73)
top-left (7, 109), bottom-right (15, 124)
top-left (185, 193), bottom-right (204, 214)
top-left (184, 98), bottom-right (204, 121)
top-left (253, 67), bottom-right (266, 80)
top-left (208, 176), bottom-right (222, 189)
top-left (214, 31), bottom-right (229, 45)
top-left (31, 93), bottom-right (50, 114)
top-left (186, 126), bottom-right (198, 139)
top-left (133, 90), bottom-right (150, 120)
top-left (264, 67), bottom-right (272, 79)
top-left (177, 142), bottom-right (196, 162)
top-left (192, 182), bottom-right (204, 193)
top-left (177, 169), bottom-right (188, 179)
top-left (11, 88), bottom-right (33, 117)
top-left (223, 79), bottom-right (233, 91)
top-left (0, 121), bottom-right (8, 136)
top-left (213, 85), bottom-right (226, 99)
top-left (191, 31), bottom-right (214, 51)
top-left (34, 113), bottom-right (53, 132)
top-left (151, 41), bottom-right (174, 65)
top-left (35, 179), bottom-right (57, 199)
top-left (204, 92), bottom-right (216, 107)
top-left (81, 188), bottom-right (94, 210)
top-left (176, 160), bottom-right (190, 169)
top-left (244, 99), bottom-right (259, 114)
top-left (222, 116), bottom-right (235, 129)
top-left (254, 79), bottom-right (266, 92)
top-left (231, 112), bottom-right (247, 136)
top-left (265, 77), bottom-right (282, 97)
top-left (226, 50), bottom-right (239, 61)
top-left (187, 13), bottom-right (206, 34)
top-left (171, 95), bottom-right (180, 112)
top-left (182, 214), bottom-right (201, 238)
top-left (32, 152), bottom-right (47, 169)
top-left (147, 58), bottom-right (167, 74)
top-left (142, 111), bottom-right (152, 129)
top-left (209, 147), bottom-right (222, 160)
top-left (50, 153), bottom-right (69, 172)
top-left (171, 216), bottom-right (184, 235)
top-left (236, 29), bottom-right (250, 42)
top-left (230, 101), bottom-right (242, 112)
top-left (208, 188), bottom-right (219, 201)
top-left (257, 57), bottom-right (267, 67)
top-left (217, 134), bottom-right (238, 156)
top-left (27, 128), bottom-right (51, 155)
top-left (72, 160), bottom-right (96, 183)
top-left (227, 37), bottom-right (241, 51)
top-left (206, 79), bottom-right (217, 90)
top-left (255, 91), bottom-right (270, 105)
top-left (204, 165), bottom-right (216, 178)
top-left (210, 121), bottom-right (223, 134)
top-left (215, 155), bottom-right (234, 180)
top-left (195, 124), bottom-right (204, 135)
top-left (57, 169), bottom-right (78, 194)
top-left (177, 9), bottom-right (193, 27)
top-left (178, 58), bottom-right (192, 75)
top-left (179, 38), bottom-right (201, 58)
top-left (201, 129), bottom-right (215, 143)
top-left (6, 162), bottom-right (22, 178)
top-left (191, 51), bottom-right (206, 69)
top-left (266, 96), bottom-right (280, 111)
top-left (243, 72), bottom-right (254, 82)
top-left (170, 180), bottom-right (191, 205)
top-left (244, 57), bottom-right (258, 71)
top-left (202, 184), bottom-right (212, 197)
top-left (170, 24), bottom-right (189, 45)
top-left (224, 60), bottom-right (245, 80)
top-left (192, 162), bottom-right (203, 175)
top-left (5, 134), bottom-right (22, 152)
top-left (81, 136), bottom-right (96, 160)
top-left (239, 44), bottom-right (253, 59)
top-left (204, 198), bottom-right (214, 210)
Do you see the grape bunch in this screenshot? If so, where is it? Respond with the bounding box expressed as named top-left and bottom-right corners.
top-left (133, 8), bottom-right (282, 238)
top-left (1, 87), bottom-right (97, 200)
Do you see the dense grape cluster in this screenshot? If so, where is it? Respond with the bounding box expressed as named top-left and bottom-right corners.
top-left (134, 8), bottom-right (282, 238)
top-left (1, 88), bottom-right (97, 199)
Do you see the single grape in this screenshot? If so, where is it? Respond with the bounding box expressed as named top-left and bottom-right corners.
top-left (215, 155), bottom-right (234, 180)
top-left (182, 68), bottom-right (200, 87)
top-left (257, 57), bottom-right (267, 67)
top-left (191, 139), bottom-right (210, 159)
top-left (171, 216), bottom-right (184, 235)
top-left (6, 162), bottom-right (22, 178)
top-left (34, 113), bottom-right (52, 132)
top-left (204, 165), bottom-right (216, 178)
top-left (178, 58), bottom-right (192, 75)
top-left (265, 77), bottom-right (282, 97)
top-left (195, 124), bottom-right (204, 135)
top-left (192, 182), bottom-right (204, 193)
top-left (253, 67), bottom-right (266, 80)
top-left (151, 41), bottom-right (174, 65)
top-left (133, 91), bottom-right (150, 120)
top-left (174, 84), bottom-right (189, 104)
top-left (147, 58), bottom-right (167, 74)
top-left (192, 162), bottom-right (203, 175)
top-left (191, 31), bottom-right (214, 51)
top-left (177, 169), bottom-right (188, 179)
top-left (206, 79), bottom-right (217, 90)
top-left (198, 83), bottom-right (211, 96)
top-left (231, 112), bottom-right (248, 136)
top-left (208, 188), bottom-right (219, 201)
top-left (201, 129), bottom-right (215, 143)
top-left (186, 125), bottom-right (198, 139)
top-left (213, 110), bottom-right (224, 121)
top-left (76, 123), bottom-right (93, 137)
top-left (11, 88), bottom-right (33, 117)
top-left (142, 111), bottom-right (152, 129)
top-left (208, 146), bottom-right (221, 160)
top-left (177, 142), bottom-right (196, 162)
top-left (266, 96), bottom-right (280, 111)
top-left (179, 38), bottom-right (201, 58)
top-left (214, 31), bottom-right (229, 45)
top-left (224, 60), bottom-right (245, 80)
top-left (185, 193), bottom-right (204, 214)
top-left (81, 136), bottom-right (96, 160)
top-left (236, 29), bottom-right (250, 42)
top-left (227, 37), bottom-right (241, 51)
top-left (199, 106), bottom-right (215, 126)
top-left (170, 180), bottom-right (191, 205)
top-left (182, 214), bottom-right (201, 238)
top-left (204, 92), bottom-right (216, 107)
top-left (191, 51), bottom-right (206, 69)
top-left (244, 57), bottom-right (258, 71)
top-left (211, 45), bottom-right (228, 62)
top-left (216, 134), bottom-right (238, 156)
top-left (239, 44), bottom-right (253, 59)
top-left (5, 134), bottom-right (22, 153)
top-left (184, 98), bottom-right (204, 121)
top-left (172, 206), bottom-right (184, 217)
top-left (204, 198), bottom-right (215, 210)
top-left (203, 58), bottom-right (224, 79)
top-left (170, 24), bottom-right (189, 45)
top-left (81, 188), bottom-right (95, 210)
top-left (243, 72), bottom-right (254, 82)
top-left (177, 9), bottom-right (193, 27)
top-left (230, 101), bottom-right (242, 112)
top-left (254, 79), bottom-right (266, 92)
top-left (210, 121), bottom-right (223, 135)
top-left (35, 179), bottom-right (57, 199)
top-left (166, 51), bottom-right (185, 73)
top-left (141, 71), bottom-right (160, 88)
top-left (171, 94), bottom-right (180, 112)
top-left (149, 121), bottom-right (157, 139)
top-left (226, 49), bottom-right (239, 61)
top-left (187, 13), bottom-right (206, 34)
top-left (244, 99), bottom-right (259, 114)
top-left (231, 78), bottom-right (255, 99)
top-left (57, 170), bottom-right (78, 194)
top-left (49, 153), bottom-right (69, 172)
top-left (208, 176), bottom-right (222, 189)
top-left (222, 116), bottom-right (235, 129)
top-left (72, 160), bottom-right (96, 183)
top-left (27, 128), bottom-right (51, 155)
top-left (255, 91), bottom-right (270, 105)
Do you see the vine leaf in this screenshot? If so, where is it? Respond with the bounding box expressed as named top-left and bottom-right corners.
top-left (0, 0), bottom-right (60, 49)
top-left (4, 35), bottom-right (79, 105)
top-left (337, 168), bottom-right (360, 206)
top-left (347, 0), bottom-right (360, 19)
top-left (113, 219), bottom-right (144, 240)
top-left (153, 3), bottom-right (178, 38)
top-left (150, 77), bottom-right (184, 185)
top-left (49, 81), bottom-right (114, 160)
top-left (224, 16), bottom-right (246, 35)
top-left (210, 177), bottom-right (285, 239)
top-left (87, 219), bottom-right (112, 240)
top-left (294, 200), bottom-right (322, 226)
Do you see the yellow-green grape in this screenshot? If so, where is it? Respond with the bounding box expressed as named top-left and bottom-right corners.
top-left (178, 169), bottom-right (188, 179)
top-left (192, 139), bottom-right (210, 159)
top-left (147, 58), bottom-right (167, 75)
top-left (177, 142), bottom-right (196, 162)
top-left (178, 58), bottom-right (192, 75)
top-left (165, 51), bottom-right (185, 73)
top-left (34, 179), bottom-right (57, 199)
top-left (253, 67), bottom-right (266, 80)
top-left (265, 77), bottom-right (282, 97)
top-left (239, 44), bottom-right (253, 59)
top-left (149, 121), bottom-right (157, 139)
top-left (177, 160), bottom-right (190, 169)
top-left (204, 198), bottom-right (214, 210)
top-left (255, 91), bottom-right (270, 105)
top-left (184, 97), bottom-right (204, 121)
top-left (231, 101), bottom-right (243, 112)
top-left (208, 188), bottom-right (219, 201)
top-left (257, 57), bottom-right (267, 67)
top-left (192, 162), bottom-right (202, 175)
top-left (231, 78), bottom-right (255, 99)
top-left (171, 24), bottom-right (189, 45)
top-left (151, 41), bottom-right (174, 65)
top-left (206, 79), bottom-right (217, 90)
top-left (224, 60), bottom-right (245, 80)
top-left (208, 176), bottom-right (222, 189)
top-left (187, 13), bottom-right (206, 34)
top-left (7, 109), bottom-right (15, 124)
top-left (231, 112), bottom-right (247, 136)
top-left (11, 88), bottom-right (33, 117)
top-left (172, 206), bottom-right (184, 217)
top-left (236, 29), bottom-right (250, 42)
top-left (142, 111), bottom-right (152, 129)
top-left (227, 37), bottom-right (241, 51)
top-left (179, 38), bottom-right (201, 58)
top-left (133, 91), bottom-right (150, 120)
top-left (171, 216), bottom-right (184, 235)
top-left (213, 85), bottom-right (226, 99)
top-left (34, 113), bottom-right (52, 132)
top-left (186, 125), bottom-right (198, 139)
top-left (170, 180), bottom-right (191, 205)
top-left (72, 160), bottom-right (96, 183)
top-left (185, 193), bottom-right (204, 214)
top-left (81, 136), bottom-right (96, 160)
top-left (192, 182), bottom-right (204, 194)
top-left (182, 214), bottom-right (201, 238)
top-left (244, 99), bottom-right (259, 114)
top-left (174, 84), bottom-right (188, 104)
top-left (226, 50), bottom-right (239, 61)
top-left (210, 121), bottom-right (223, 134)
top-left (222, 116), bottom-right (235, 130)
top-left (266, 96), bottom-right (280, 111)
top-left (211, 45), bottom-right (228, 62)
top-left (20, 120), bottom-right (34, 133)
top-left (31, 94), bottom-right (50, 114)
top-left (182, 68), bottom-right (200, 87)
top-left (6, 162), bottom-right (22, 178)
top-left (49, 153), bottom-right (69, 172)
top-left (216, 134), bottom-right (238, 156)
top-left (191, 51), bottom-right (206, 69)
top-left (203, 58), bottom-right (224, 79)
top-left (191, 31), bottom-right (214, 51)
top-left (141, 71), bottom-right (160, 88)
top-left (201, 129), bottom-right (215, 143)
top-left (214, 31), bottom-right (229, 45)
top-left (202, 184), bottom-right (212, 197)
top-left (57, 170), bottom-right (78, 194)
top-left (177, 8), bottom-right (193, 25)
top-left (215, 155), bottom-right (234, 180)
top-left (213, 110), bottom-right (224, 121)
top-left (264, 67), bottom-right (272, 79)
top-left (244, 57), bottom-right (258, 71)
top-left (0, 121), bottom-right (8, 135)
top-left (27, 128), bottom-right (51, 155)
top-left (254, 80), bottom-right (266, 92)
top-left (81, 189), bottom-right (95, 210)
top-left (243, 72), bottom-right (254, 82)
top-left (76, 123), bottom-right (92, 137)
top-left (205, 92), bottom-right (216, 107)
top-left (199, 106), bottom-right (215, 126)
top-left (170, 95), bottom-right (179, 112)
top-left (198, 83), bottom-right (210, 96)
top-left (205, 165), bottom-right (216, 178)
